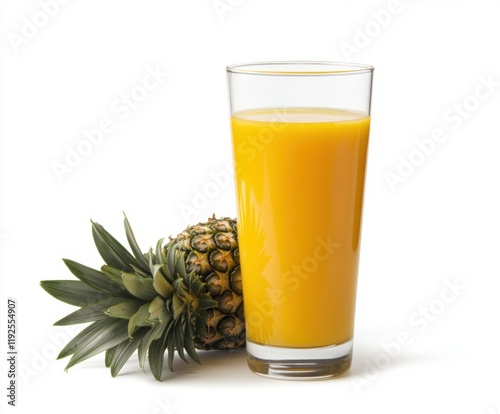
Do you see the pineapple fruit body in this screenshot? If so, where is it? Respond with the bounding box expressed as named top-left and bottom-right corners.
top-left (41, 216), bottom-right (245, 381)
top-left (167, 218), bottom-right (245, 351)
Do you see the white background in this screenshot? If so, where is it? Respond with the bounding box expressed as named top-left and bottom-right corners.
top-left (1, 0), bottom-right (500, 413)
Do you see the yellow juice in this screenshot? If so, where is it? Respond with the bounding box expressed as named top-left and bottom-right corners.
top-left (231, 108), bottom-right (370, 348)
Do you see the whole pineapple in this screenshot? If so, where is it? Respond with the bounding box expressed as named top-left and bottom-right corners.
top-left (40, 215), bottom-right (245, 381)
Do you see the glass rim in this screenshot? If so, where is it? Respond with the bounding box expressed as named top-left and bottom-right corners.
top-left (226, 61), bottom-right (374, 76)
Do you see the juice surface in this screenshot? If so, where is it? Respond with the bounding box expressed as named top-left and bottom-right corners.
top-left (231, 108), bottom-right (370, 348)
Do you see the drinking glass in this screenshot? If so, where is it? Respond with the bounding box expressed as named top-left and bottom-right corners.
top-left (227, 61), bottom-right (373, 379)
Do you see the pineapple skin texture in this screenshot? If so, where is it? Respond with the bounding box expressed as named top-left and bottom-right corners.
top-left (165, 217), bottom-right (245, 350)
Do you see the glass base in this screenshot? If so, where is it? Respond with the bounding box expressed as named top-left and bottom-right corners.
top-left (246, 339), bottom-right (353, 380)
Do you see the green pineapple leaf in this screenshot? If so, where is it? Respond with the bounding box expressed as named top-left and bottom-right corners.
top-left (58, 319), bottom-right (111, 360)
top-left (109, 328), bottom-right (148, 377)
top-left (137, 322), bottom-right (167, 372)
top-left (148, 324), bottom-right (171, 381)
top-left (123, 214), bottom-right (150, 274)
top-left (100, 265), bottom-right (127, 288)
top-left (63, 259), bottom-right (126, 296)
top-left (40, 280), bottom-right (107, 307)
top-left (174, 318), bottom-right (188, 364)
top-left (184, 312), bottom-right (200, 364)
top-left (105, 345), bottom-right (117, 368)
top-left (165, 323), bottom-right (176, 373)
top-left (91, 220), bottom-right (138, 273)
top-left (105, 299), bottom-right (144, 320)
top-left (152, 265), bottom-right (174, 299)
top-left (54, 297), bottom-right (124, 326)
top-left (128, 302), bottom-right (153, 337)
top-left (121, 273), bottom-right (156, 301)
top-left (64, 318), bottom-right (130, 370)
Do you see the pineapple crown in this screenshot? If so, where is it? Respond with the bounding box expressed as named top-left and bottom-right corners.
top-left (40, 215), bottom-right (221, 381)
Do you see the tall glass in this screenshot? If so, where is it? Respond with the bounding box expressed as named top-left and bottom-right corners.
top-left (227, 62), bottom-right (373, 379)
